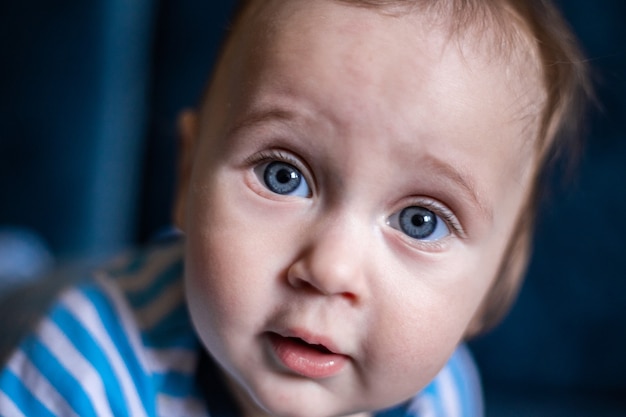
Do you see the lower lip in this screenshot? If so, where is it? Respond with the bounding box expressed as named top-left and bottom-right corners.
top-left (267, 333), bottom-right (349, 379)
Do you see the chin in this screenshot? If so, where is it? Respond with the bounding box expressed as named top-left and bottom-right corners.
top-left (237, 377), bottom-right (365, 417)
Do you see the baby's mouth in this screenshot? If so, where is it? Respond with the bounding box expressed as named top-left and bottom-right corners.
top-left (266, 332), bottom-right (348, 379)
top-left (286, 336), bottom-right (333, 354)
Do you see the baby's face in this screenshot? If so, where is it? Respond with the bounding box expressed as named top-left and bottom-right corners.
top-left (177, 1), bottom-right (542, 416)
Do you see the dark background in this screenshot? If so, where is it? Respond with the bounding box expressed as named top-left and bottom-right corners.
top-left (1, 1), bottom-right (625, 415)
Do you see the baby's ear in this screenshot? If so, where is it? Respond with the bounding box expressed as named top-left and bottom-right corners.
top-left (172, 110), bottom-right (199, 232)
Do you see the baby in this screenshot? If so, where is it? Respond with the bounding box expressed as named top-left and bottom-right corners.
top-left (0, 0), bottom-right (589, 416)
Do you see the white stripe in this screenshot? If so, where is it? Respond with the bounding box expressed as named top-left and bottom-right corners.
top-left (407, 393), bottom-right (437, 417)
top-left (454, 345), bottom-right (484, 416)
top-left (135, 280), bottom-right (184, 330)
top-left (38, 318), bottom-right (114, 417)
top-left (5, 350), bottom-right (78, 417)
top-left (436, 367), bottom-right (461, 417)
top-left (59, 287), bottom-right (148, 417)
top-left (0, 390), bottom-right (27, 417)
top-left (157, 394), bottom-right (208, 417)
top-left (114, 244), bottom-right (183, 293)
top-left (144, 348), bottom-right (198, 374)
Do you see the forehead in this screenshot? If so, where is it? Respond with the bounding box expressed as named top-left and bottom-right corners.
top-left (210, 0), bottom-right (545, 149)
top-left (232, 0), bottom-right (542, 74)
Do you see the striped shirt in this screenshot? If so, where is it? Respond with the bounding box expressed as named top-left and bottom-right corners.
top-left (0, 239), bottom-right (483, 417)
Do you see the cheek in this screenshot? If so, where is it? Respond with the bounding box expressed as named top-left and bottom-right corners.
top-left (356, 304), bottom-right (459, 405)
top-left (183, 176), bottom-right (289, 340)
top-left (183, 182), bottom-right (261, 341)
top-left (360, 256), bottom-right (489, 401)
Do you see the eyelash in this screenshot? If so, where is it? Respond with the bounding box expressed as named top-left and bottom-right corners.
top-left (245, 149), bottom-right (315, 193)
top-left (246, 150), bottom-right (309, 177)
top-left (403, 199), bottom-right (466, 240)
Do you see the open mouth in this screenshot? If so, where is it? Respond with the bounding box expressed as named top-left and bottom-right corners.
top-left (267, 332), bottom-right (348, 379)
top-left (285, 336), bottom-right (333, 354)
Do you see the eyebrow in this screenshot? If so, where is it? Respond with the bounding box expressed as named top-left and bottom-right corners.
top-left (226, 107), bottom-right (300, 138)
top-left (422, 156), bottom-right (493, 222)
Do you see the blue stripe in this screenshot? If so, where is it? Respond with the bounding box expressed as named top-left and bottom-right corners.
top-left (50, 306), bottom-right (130, 417)
top-left (24, 336), bottom-right (98, 417)
top-left (76, 282), bottom-right (155, 416)
top-left (0, 369), bottom-right (56, 417)
top-left (124, 261), bottom-right (183, 309)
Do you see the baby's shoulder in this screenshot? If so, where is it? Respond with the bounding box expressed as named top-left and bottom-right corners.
top-left (0, 239), bottom-right (206, 416)
top-left (47, 238), bottom-right (196, 355)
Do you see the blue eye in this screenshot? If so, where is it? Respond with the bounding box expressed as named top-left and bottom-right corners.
top-left (259, 161), bottom-right (311, 197)
top-left (389, 206), bottom-right (450, 241)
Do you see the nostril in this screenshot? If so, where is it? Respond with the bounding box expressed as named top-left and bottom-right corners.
top-left (288, 273), bottom-right (310, 289)
top-left (289, 276), bottom-right (324, 295)
top-left (286, 251), bottom-right (363, 302)
top-left (290, 276), bottom-right (358, 303)
top-left (340, 291), bottom-right (357, 303)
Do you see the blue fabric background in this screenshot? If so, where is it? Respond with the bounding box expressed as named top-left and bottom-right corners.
top-left (1, 1), bottom-right (624, 415)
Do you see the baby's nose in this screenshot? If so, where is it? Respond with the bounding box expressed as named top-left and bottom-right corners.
top-left (286, 217), bottom-right (369, 303)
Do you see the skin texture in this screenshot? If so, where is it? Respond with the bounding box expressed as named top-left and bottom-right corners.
top-left (174, 1), bottom-right (544, 416)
